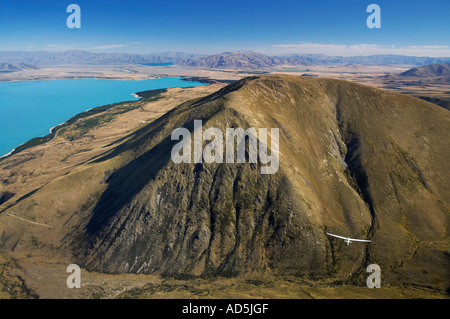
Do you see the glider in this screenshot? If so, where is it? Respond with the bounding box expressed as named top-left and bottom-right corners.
top-left (326, 232), bottom-right (372, 245)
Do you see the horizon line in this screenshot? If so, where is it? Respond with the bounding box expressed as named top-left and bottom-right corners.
top-left (1, 49), bottom-right (450, 59)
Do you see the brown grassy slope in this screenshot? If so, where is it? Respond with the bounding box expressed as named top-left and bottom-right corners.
top-left (0, 75), bottom-right (448, 292)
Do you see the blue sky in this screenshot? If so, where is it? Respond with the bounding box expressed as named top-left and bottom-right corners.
top-left (1, 0), bottom-right (449, 56)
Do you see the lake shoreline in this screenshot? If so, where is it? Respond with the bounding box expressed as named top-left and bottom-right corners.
top-left (1, 90), bottom-right (157, 161)
top-left (0, 74), bottom-right (230, 86)
top-left (0, 77), bottom-right (208, 160)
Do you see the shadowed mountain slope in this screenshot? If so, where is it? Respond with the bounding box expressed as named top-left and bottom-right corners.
top-left (1, 75), bottom-right (448, 290)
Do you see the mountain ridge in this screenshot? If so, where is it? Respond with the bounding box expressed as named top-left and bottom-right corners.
top-left (0, 62), bottom-right (39, 72)
top-left (0, 50), bottom-right (201, 65)
top-left (399, 63), bottom-right (450, 77)
top-left (380, 62), bottom-right (450, 86)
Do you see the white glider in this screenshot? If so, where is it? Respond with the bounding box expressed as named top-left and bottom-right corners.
top-left (326, 232), bottom-right (372, 246)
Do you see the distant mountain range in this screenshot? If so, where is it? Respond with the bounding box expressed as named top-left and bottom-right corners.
top-left (180, 51), bottom-right (280, 70)
top-left (276, 54), bottom-right (450, 67)
top-left (0, 62), bottom-right (39, 72)
top-left (0, 50), bottom-right (200, 66)
top-left (1, 50), bottom-right (450, 69)
top-left (181, 51), bottom-right (450, 69)
top-left (399, 63), bottom-right (450, 77)
top-left (381, 62), bottom-right (450, 85)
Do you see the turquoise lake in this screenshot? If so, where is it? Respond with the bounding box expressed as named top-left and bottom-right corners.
top-left (0, 77), bottom-right (204, 157)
